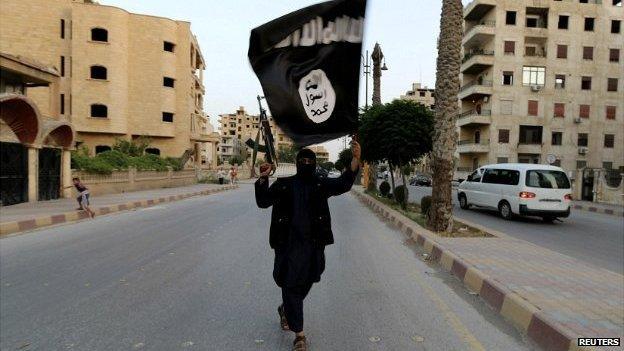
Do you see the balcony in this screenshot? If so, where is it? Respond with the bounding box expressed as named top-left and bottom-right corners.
top-left (457, 109), bottom-right (492, 127)
top-left (461, 50), bottom-right (494, 74)
top-left (458, 80), bottom-right (493, 100)
top-left (457, 139), bottom-right (490, 154)
top-left (517, 143), bottom-right (542, 154)
top-left (463, 21), bottom-right (496, 47)
top-left (464, 0), bottom-right (496, 21)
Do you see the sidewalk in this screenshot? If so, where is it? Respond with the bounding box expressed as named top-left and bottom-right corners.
top-left (0, 184), bottom-right (237, 235)
top-left (572, 200), bottom-right (624, 217)
top-left (353, 188), bottom-right (623, 351)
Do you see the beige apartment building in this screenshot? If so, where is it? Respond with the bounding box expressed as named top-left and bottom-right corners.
top-left (457, 0), bottom-right (623, 180)
top-left (0, 0), bottom-right (219, 168)
top-left (307, 145), bottom-right (330, 163)
top-left (400, 82), bottom-right (436, 109)
top-left (218, 106), bottom-right (293, 164)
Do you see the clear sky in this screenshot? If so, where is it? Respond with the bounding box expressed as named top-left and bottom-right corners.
top-left (102, 0), bottom-right (466, 161)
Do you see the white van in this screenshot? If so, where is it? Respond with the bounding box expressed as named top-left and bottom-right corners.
top-left (457, 163), bottom-right (572, 222)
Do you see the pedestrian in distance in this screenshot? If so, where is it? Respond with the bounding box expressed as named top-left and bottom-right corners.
top-left (64, 177), bottom-right (95, 218)
top-left (217, 168), bottom-right (225, 185)
top-left (230, 166), bottom-right (238, 185)
top-left (255, 141), bottom-right (361, 351)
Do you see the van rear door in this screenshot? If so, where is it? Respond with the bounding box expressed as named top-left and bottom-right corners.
top-left (523, 169), bottom-right (572, 211)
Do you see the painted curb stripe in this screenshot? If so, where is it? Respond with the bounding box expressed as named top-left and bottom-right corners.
top-left (51, 214), bottom-right (66, 224)
top-left (18, 219), bottom-right (37, 231)
top-left (479, 279), bottom-right (506, 312)
top-left (527, 313), bottom-right (572, 351)
top-left (451, 260), bottom-right (468, 280)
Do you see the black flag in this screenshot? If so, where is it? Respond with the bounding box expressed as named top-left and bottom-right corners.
top-left (248, 0), bottom-right (367, 147)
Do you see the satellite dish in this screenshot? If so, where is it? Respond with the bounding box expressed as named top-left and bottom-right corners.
top-left (546, 154), bottom-right (557, 164)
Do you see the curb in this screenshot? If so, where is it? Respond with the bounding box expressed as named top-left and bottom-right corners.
top-left (572, 203), bottom-right (624, 217)
top-left (0, 185), bottom-right (239, 237)
top-left (351, 189), bottom-right (595, 351)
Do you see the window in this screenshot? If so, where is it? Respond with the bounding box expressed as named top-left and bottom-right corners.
top-left (145, 148), bottom-right (161, 155)
top-left (578, 133), bottom-right (588, 147)
top-left (163, 41), bottom-right (175, 52)
top-left (60, 94), bottom-right (65, 115)
top-left (577, 160), bottom-right (587, 169)
top-left (580, 104), bottom-right (590, 118)
top-left (581, 76), bottom-right (592, 90)
top-left (95, 145), bottom-right (111, 154)
top-left (526, 17), bottom-right (538, 28)
top-left (502, 71), bottom-right (514, 85)
top-left (606, 106), bottom-right (616, 120)
top-left (163, 77), bottom-right (175, 87)
top-left (615, 0), bottom-right (623, 6)
top-left (558, 15), bottom-right (569, 29)
top-left (607, 78), bottom-right (618, 92)
top-left (162, 112), bottom-right (174, 122)
top-left (552, 132), bottom-right (563, 145)
top-left (419, 91), bottom-right (426, 97)
top-left (506, 11), bottom-right (517, 25)
top-left (584, 17), bottom-right (595, 31)
top-left (602, 162), bottom-right (614, 170)
top-left (580, 0), bottom-right (588, 3)
top-left (556, 45), bottom-right (567, 59)
top-left (89, 65), bottom-right (107, 80)
top-left (60, 56), bottom-right (65, 77)
top-left (482, 169), bottom-right (520, 185)
top-left (497, 157), bottom-right (509, 164)
top-left (91, 104), bottom-right (107, 118)
top-left (519, 126), bottom-right (543, 144)
top-left (498, 129), bottom-right (510, 143)
top-left (525, 46), bottom-right (537, 56)
top-left (610, 48), bottom-right (621, 62)
top-left (91, 28), bottom-right (108, 42)
top-left (467, 171), bottom-right (482, 183)
top-left (554, 103), bottom-right (565, 117)
top-left (504, 41), bottom-right (515, 55)
top-left (555, 74), bottom-right (566, 89)
top-left (583, 46), bottom-right (594, 60)
top-left (612, 20), bottom-right (621, 33)
top-left (528, 100), bottom-right (539, 116)
top-left (60, 19), bottom-right (65, 39)
top-left (604, 134), bottom-right (615, 148)
top-left (526, 170), bottom-right (570, 189)
top-left (522, 66), bottom-right (545, 86)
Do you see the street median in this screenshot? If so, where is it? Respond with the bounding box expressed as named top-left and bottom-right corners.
top-left (0, 185), bottom-right (238, 237)
top-left (352, 187), bottom-right (622, 351)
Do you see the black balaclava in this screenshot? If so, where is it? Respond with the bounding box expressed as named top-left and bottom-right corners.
top-left (296, 148), bottom-right (317, 180)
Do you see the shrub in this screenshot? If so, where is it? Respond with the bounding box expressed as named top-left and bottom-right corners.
top-left (394, 185), bottom-right (408, 208)
top-left (165, 157), bottom-right (184, 171)
top-left (82, 157), bottom-right (114, 175)
top-left (421, 196), bottom-right (432, 215)
top-left (379, 181), bottom-right (390, 196)
top-left (96, 150), bottom-right (129, 169)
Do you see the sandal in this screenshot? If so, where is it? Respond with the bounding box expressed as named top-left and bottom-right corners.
top-left (293, 335), bottom-right (307, 351)
top-left (278, 304), bottom-right (290, 331)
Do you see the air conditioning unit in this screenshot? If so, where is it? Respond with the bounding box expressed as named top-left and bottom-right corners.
top-left (530, 85), bottom-right (542, 92)
top-left (483, 96), bottom-right (489, 103)
top-left (574, 117), bottom-right (582, 124)
top-left (578, 147), bottom-right (588, 155)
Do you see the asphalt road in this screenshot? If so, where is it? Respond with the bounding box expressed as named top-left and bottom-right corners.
top-left (404, 185), bottom-right (624, 274)
top-left (0, 184), bottom-right (532, 351)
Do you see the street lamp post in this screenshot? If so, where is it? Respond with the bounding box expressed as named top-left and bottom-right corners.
top-left (361, 50), bottom-right (371, 109)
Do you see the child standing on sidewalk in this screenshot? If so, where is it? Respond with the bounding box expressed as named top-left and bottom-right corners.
top-left (65, 177), bottom-right (95, 218)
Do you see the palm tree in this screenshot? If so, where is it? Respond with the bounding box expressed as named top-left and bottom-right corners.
top-left (428, 0), bottom-right (463, 232)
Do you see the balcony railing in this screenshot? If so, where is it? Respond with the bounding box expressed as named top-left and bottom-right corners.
top-left (524, 51), bottom-right (547, 58)
top-left (458, 139), bottom-right (490, 145)
top-left (459, 109), bottom-right (492, 118)
top-left (460, 80), bottom-right (493, 92)
top-left (464, 20), bottom-right (496, 34)
top-left (462, 50), bottom-right (495, 63)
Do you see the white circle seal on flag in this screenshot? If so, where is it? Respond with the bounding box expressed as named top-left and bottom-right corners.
top-left (298, 69), bottom-right (336, 124)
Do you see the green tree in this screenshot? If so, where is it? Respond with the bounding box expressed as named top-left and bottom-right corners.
top-left (277, 145), bottom-right (298, 163)
top-left (319, 161), bottom-right (335, 171)
top-left (428, 0), bottom-right (463, 232)
top-left (335, 148), bottom-right (352, 172)
top-left (229, 155), bottom-right (245, 166)
top-left (359, 99), bottom-right (434, 208)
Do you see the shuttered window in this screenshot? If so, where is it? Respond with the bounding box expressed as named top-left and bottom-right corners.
top-left (554, 103), bottom-right (565, 117)
top-left (498, 129), bottom-right (510, 143)
top-left (607, 78), bottom-right (618, 92)
top-left (610, 49), bottom-right (620, 62)
top-left (528, 100), bottom-right (538, 116)
top-left (606, 106), bottom-right (616, 120)
top-left (557, 45), bottom-right (568, 59)
top-left (500, 100), bottom-right (513, 115)
top-left (504, 41), bottom-right (515, 54)
top-left (579, 104), bottom-right (590, 118)
top-left (583, 46), bottom-right (593, 60)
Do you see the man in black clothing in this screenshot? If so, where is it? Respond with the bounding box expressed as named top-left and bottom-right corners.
top-left (255, 141), bottom-right (361, 351)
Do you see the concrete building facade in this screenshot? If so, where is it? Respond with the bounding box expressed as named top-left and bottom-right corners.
top-left (400, 82), bottom-right (436, 109)
top-left (218, 106), bottom-right (293, 164)
top-left (307, 145), bottom-right (330, 163)
top-left (0, 0), bottom-right (219, 169)
top-left (457, 0), bottom-right (623, 181)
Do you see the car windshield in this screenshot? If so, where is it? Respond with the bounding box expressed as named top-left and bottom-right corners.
top-left (525, 170), bottom-right (570, 189)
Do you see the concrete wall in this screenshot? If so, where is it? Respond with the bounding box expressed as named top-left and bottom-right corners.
top-left (73, 168), bottom-right (197, 196)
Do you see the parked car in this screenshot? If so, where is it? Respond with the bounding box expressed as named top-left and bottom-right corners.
top-left (315, 166), bottom-right (329, 178)
top-left (409, 174), bottom-right (432, 186)
top-left (457, 163), bottom-right (572, 222)
top-left (328, 170), bottom-right (341, 178)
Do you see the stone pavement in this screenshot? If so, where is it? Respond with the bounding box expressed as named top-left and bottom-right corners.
top-left (353, 188), bottom-right (624, 351)
top-left (572, 200), bottom-right (624, 217)
top-left (0, 184), bottom-right (237, 235)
